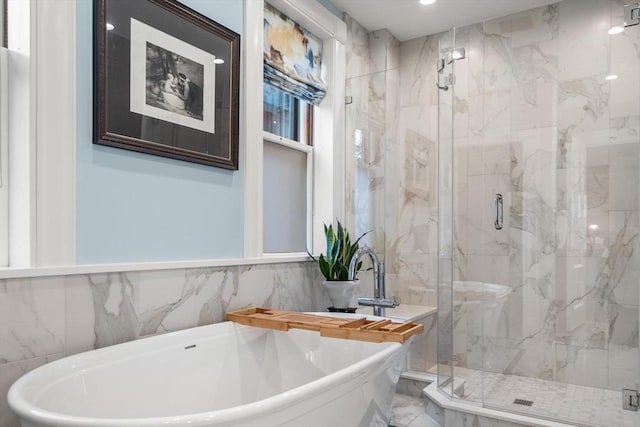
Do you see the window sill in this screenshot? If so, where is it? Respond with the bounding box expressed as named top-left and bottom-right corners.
top-left (0, 254), bottom-right (313, 280)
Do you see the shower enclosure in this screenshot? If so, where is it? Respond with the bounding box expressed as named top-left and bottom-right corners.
top-left (437, 0), bottom-right (640, 426)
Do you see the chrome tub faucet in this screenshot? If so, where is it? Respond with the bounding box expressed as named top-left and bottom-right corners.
top-left (348, 246), bottom-right (398, 317)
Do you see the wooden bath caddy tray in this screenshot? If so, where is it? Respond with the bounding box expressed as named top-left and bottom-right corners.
top-left (225, 307), bottom-right (424, 343)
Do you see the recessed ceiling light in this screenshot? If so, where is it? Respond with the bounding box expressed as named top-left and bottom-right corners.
top-left (106, 23), bottom-right (115, 31)
top-left (588, 224), bottom-right (599, 230)
top-left (214, 58), bottom-right (225, 64)
top-left (419, 0), bottom-right (437, 5)
top-left (605, 74), bottom-right (618, 81)
top-left (608, 26), bottom-right (624, 35)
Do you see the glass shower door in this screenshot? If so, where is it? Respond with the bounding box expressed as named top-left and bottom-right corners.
top-left (436, 27), bottom-right (455, 398)
top-left (437, 1), bottom-right (640, 425)
top-left (475, 1), bottom-right (640, 426)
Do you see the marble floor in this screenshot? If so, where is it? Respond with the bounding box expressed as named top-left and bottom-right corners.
top-left (458, 369), bottom-right (636, 427)
top-left (391, 394), bottom-right (439, 427)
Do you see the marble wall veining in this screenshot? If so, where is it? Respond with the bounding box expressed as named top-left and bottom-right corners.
top-left (0, 262), bottom-right (325, 427)
top-left (344, 14), bottom-right (438, 307)
top-left (344, 0), bottom-right (640, 398)
top-left (345, 15), bottom-right (403, 300)
top-left (4, 2), bottom-right (638, 425)
top-left (452, 0), bottom-right (639, 396)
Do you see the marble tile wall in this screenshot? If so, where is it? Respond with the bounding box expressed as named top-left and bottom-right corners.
top-left (345, 0), bottom-right (639, 396)
top-left (0, 262), bottom-right (325, 427)
top-left (344, 13), bottom-right (440, 305)
top-left (447, 0), bottom-right (639, 395)
top-left (344, 15), bottom-right (405, 300)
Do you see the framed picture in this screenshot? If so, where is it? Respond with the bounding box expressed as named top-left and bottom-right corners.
top-left (94, 0), bottom-right (240, 169)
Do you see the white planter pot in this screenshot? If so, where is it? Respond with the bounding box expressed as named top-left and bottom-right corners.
top-left (322, 280), bottom-right (359, 309)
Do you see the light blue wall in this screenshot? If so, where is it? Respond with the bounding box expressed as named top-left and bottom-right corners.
top-left (76, 0), bottom-right (244, 264)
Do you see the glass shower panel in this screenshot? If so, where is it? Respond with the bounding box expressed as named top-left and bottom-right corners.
top-left (438, 0), bottom-right (640, 425)
top-left (436, 27), bottom-right (455, 397)
top-left (449, 22), bottom-right (488, 403)
top-left (475, 1), bottom-right (640, 426)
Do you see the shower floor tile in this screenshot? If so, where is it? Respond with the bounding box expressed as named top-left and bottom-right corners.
top-left (458, 369), bottom-right (637, 427)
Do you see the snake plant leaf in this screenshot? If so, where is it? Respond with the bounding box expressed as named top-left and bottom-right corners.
top-left (336, 263), bottom-right (350, 281)
top-left (332, 237), bottom-right (342, 263)
top-left (318, 254), bottom-right (331, 280)
top-left (314, 219), bottom-right (371, 281)
top-left (325, 224), bottom-right (336, 261)
top-left (353, 230), bottom-right (371, 246)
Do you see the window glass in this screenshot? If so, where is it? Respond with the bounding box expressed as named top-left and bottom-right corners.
top-left (263, 83), bottom-right (312, 144)
top-left (263, 141), bottom-right (308, 253)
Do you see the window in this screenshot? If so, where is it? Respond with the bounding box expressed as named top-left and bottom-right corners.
top-left (261, 3), bottom-right (325, 255)
top-left (263, 84), bottom-right (313, 253)
top-left (243, 0), bottom-right (346, 259)
top-left (0, 0), bottom-right (76, 268)
top-left (263, 84), bottom-right (313, 145)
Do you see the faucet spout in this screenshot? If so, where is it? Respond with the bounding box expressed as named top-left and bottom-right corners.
top-left (348, 246), bottom-right (397, 316)
top-left (348, 247), bottom-right (381, 295)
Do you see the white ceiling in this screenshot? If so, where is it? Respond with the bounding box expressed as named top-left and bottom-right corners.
top-left (330, 0), bottom-right (562, 41)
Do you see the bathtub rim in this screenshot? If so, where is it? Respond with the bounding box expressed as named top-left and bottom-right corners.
top-left (8, 321), bottom-right (405, 427)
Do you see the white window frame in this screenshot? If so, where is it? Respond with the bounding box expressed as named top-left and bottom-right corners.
top-left (0, 46), bottom-right (7, 266)
top-left (0, 0), bottom-right (4, 262)
top-left (2, 0), bottom-right (76, 268)
top-left (243, 0), bottom-right (346, 259)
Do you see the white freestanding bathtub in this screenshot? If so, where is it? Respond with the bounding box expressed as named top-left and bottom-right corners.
top-left (8, 321), bottom-right (409, 427)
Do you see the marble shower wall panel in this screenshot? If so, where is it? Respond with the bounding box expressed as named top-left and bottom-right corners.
top-left (395, 34), bottom-right (442, 305)
top-left (399, 35), bottom-right (440, 109)
top-left (0, 261), bottom-right (323, 427)
top-left (345, 15), bottom-right (407, 301)
top-left (395, 0), bottom-right (640, 391)
top-left (474, 0), bottom-right (639, 392)
top-left (345, 0), bottom-right (639, 391)
top-left (558, 0), bottom-right (609, 81)
top-left (345, 14), bottom-right (370, 79)
top-left (346, 17), bottom-right (379, 253)
top-left (508, 4), bottom-right (559, 132)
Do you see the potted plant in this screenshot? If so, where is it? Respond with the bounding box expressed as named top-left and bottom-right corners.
top-left (309, 220), bottom-right (368, 308)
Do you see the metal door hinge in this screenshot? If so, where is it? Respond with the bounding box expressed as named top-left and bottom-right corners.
top-left (345, 96), bottom-right (353, 105)
top-left (623, 389), bottom-right (639, 411)
top-left (444, 73), bottom-right (456, 86)
top-left (625, 3), bottom-right (640, 27)
top-left (436, 73), bottom-right (456, 91)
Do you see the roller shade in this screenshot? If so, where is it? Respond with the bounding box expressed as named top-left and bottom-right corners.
top-left (263, 3), bottom-right (327, 105)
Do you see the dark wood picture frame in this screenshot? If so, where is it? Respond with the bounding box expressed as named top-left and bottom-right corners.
top-left (94, 0), bottom-right (240, 169)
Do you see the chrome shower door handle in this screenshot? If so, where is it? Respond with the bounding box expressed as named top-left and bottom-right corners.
top-left (625, 3), bottom-right (640, 27)
top-left (494, 193), bottom-right (503, 230)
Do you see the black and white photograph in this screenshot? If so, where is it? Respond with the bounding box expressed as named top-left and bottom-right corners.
top-left (129, 18), bottom-right (216, 134)
top-left (145, 42), bottom-right (204, 121)
top-left (95, 0), bottom-right (240, 169)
